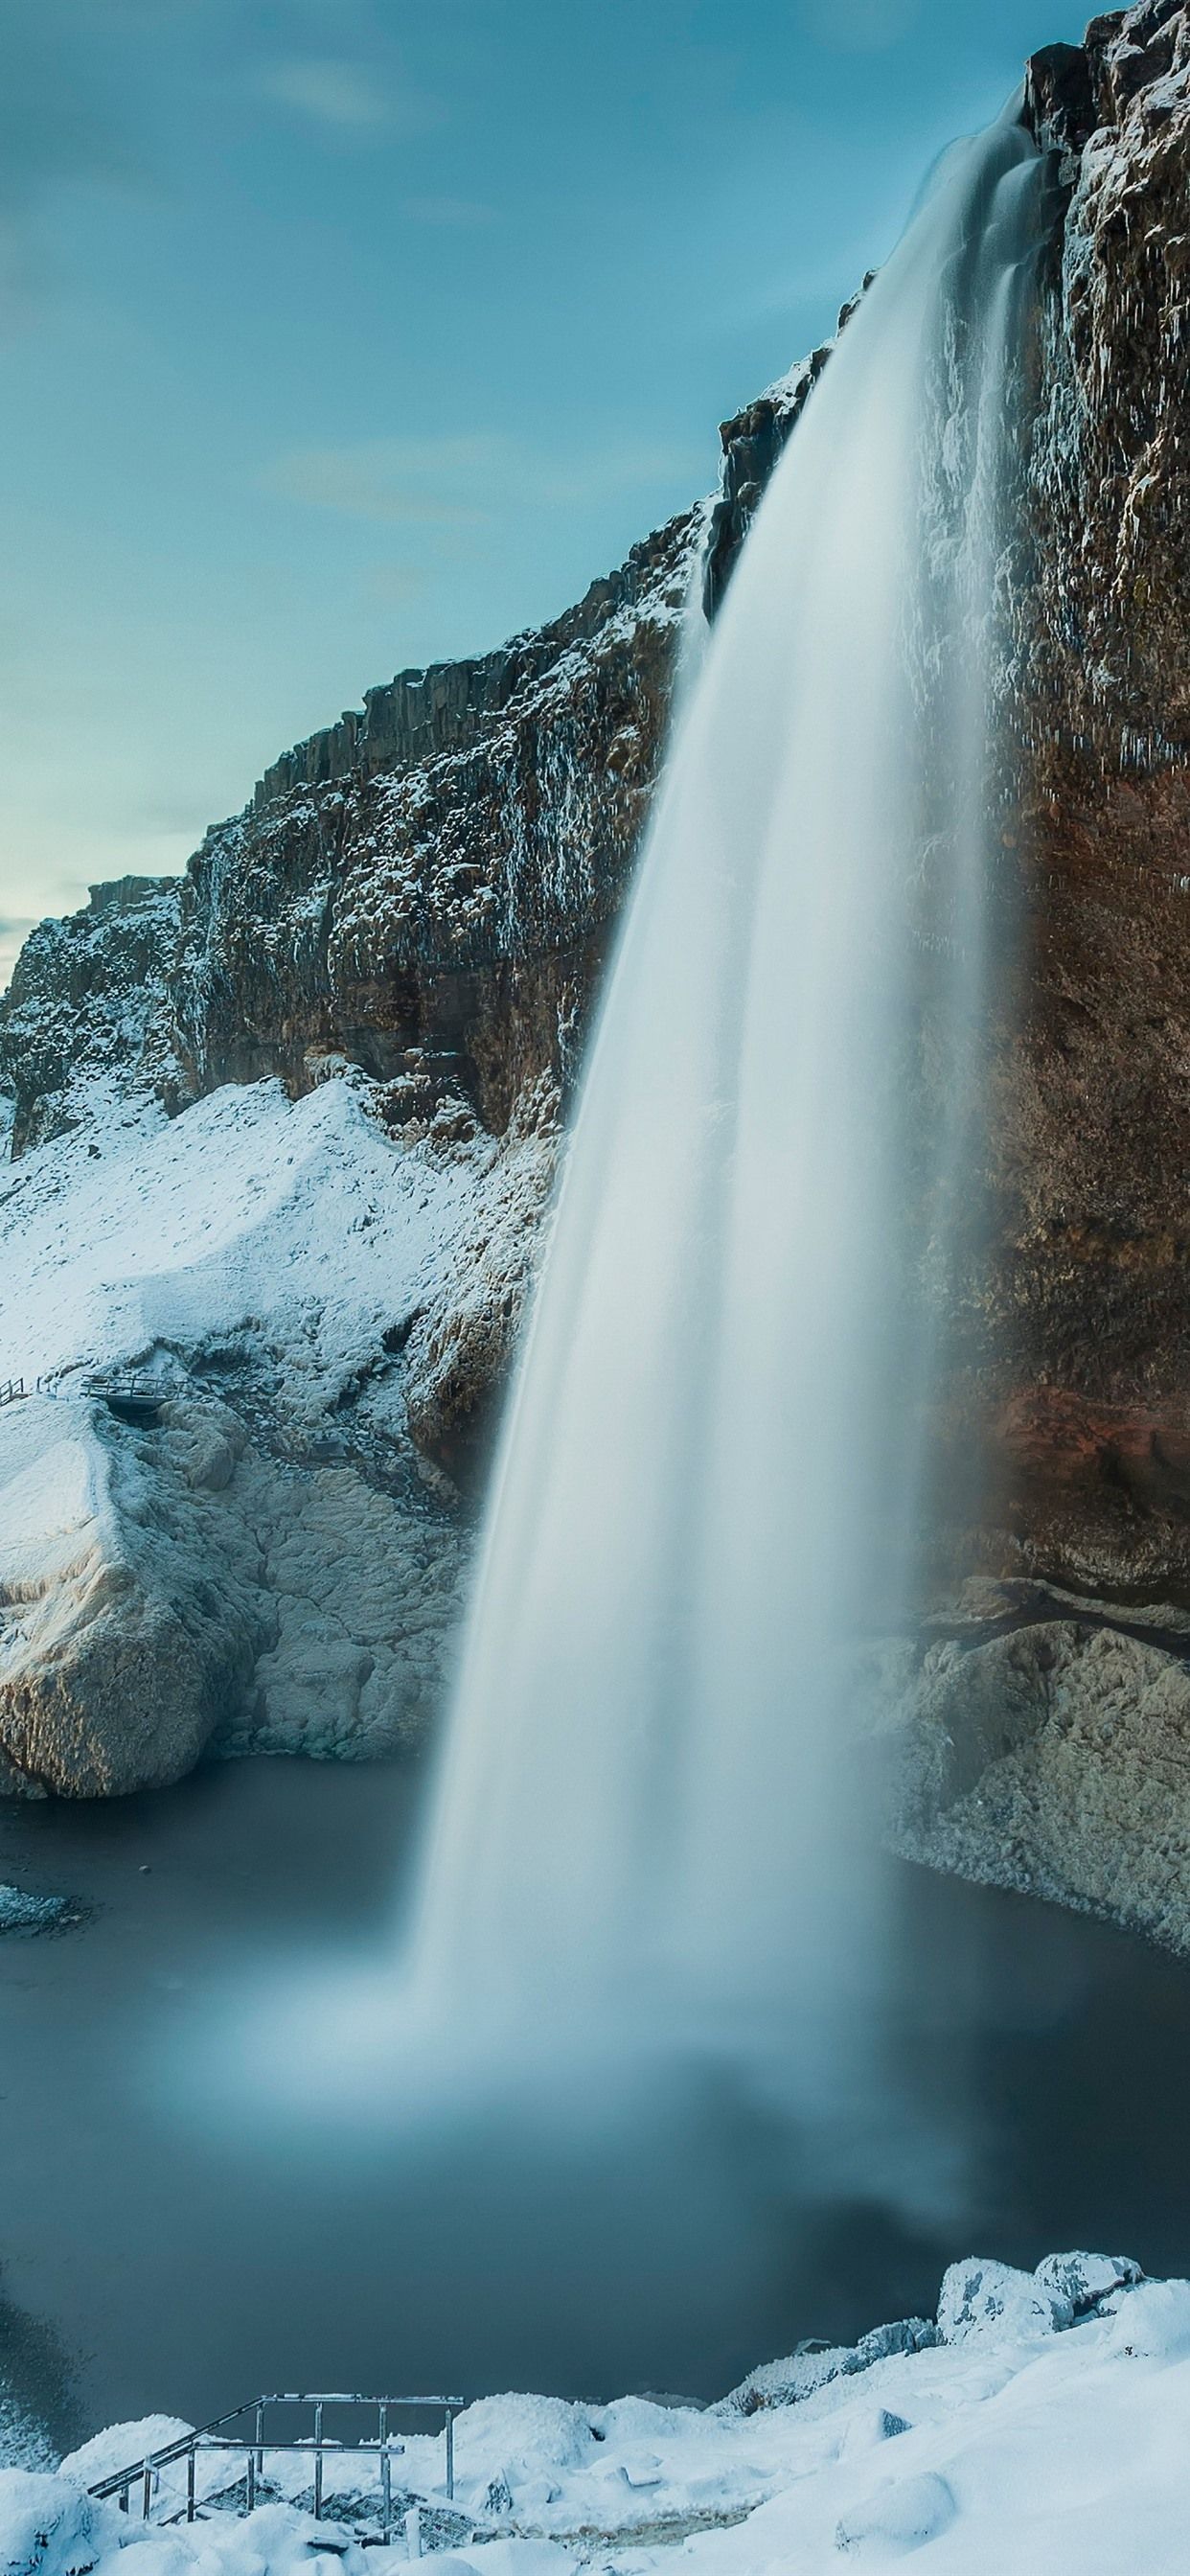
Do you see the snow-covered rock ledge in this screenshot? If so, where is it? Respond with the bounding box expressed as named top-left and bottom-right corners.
top-left (6, 2252), bottom-right (1189, 2573)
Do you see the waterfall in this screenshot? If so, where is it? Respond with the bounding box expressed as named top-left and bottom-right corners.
top-left (406, 107), bottom-right (1051, 2042)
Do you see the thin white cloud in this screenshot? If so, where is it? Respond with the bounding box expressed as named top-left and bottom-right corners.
top-left (264, 436), bottom-right (498, 524)
top-left (362, 564), bottom-right (429, 608)
top-left (538, 443), bottom-right (707, 508)
top-left (263, 58), bottom-right (390, 129)
top-left (796, 0), bottom-right (923, 52)
top-left (263, 432), bottom-right (705, 529)
top-left (0, 0), bottom-right (143, 325)
top-left (402, 195), bottom-right (497, 229)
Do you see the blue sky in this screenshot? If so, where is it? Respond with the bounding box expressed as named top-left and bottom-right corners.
top-left (0, 0), bottom-right (1084, 975)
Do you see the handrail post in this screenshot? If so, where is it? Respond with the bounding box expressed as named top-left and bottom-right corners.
top-left (254, 2402), bottom-right (264, 2491)
top-left (379, 2405), bottom-right (391, 2546)
top-left (142, 2463), bottom-right (152, 2519)
top-left (445, 2407), bottom-right (454, 2503)
top-left (313, 2401), bottom-right (324, 2519)
top-left (187, 2447), bottom-right (195, 2523)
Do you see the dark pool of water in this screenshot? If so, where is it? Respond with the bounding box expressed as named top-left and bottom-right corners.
top-left (2, 1757), bottom-right (1189, 2453)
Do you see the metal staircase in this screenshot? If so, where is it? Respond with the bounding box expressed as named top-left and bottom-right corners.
top-left (86, 2394), bottom-right (467, 2549)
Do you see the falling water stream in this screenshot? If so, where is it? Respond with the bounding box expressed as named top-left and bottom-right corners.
top-left (408, 106), bottom-right (1052, 2036)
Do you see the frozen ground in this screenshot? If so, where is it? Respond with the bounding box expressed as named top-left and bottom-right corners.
top-left (3, 2252), bottom-right (1188, 2573)
top-left (0, 1070), bottom-right (542, 1452)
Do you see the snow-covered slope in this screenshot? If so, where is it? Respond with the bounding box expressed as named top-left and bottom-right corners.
top-left (0, 1066), bottom-right (556, 1790)
top-left (3, 2252), bottom-right (1187, 2573)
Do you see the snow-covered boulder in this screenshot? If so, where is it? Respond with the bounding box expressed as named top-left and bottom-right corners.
top-left (0, 2471), bottom-right (114, 2576)
top-left (1034, 2250), bottom-right (1144, 2316)
top-left (937, 2257), bottom-right (1071, 2346)
top-left (835, 2470), bottom-right (956, 2557)
top-left (1098, 2280), bottom-right (1190, 2361)
top-left (445, 2394), bottom-right (600, 2523)
top-left (837, 2405), bottom-right (911, 2458)
top-left (57, 2421), bottom-right (192, 2490)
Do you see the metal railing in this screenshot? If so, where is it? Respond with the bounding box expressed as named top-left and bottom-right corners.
top-left (0, 1374), bottom-right (57, 1408)
top-left (86, 2393), bottom-right (466, 2543)
top-left (0, 1371), bottom-right (163, 1413)
top-left (82, 1371), bottom-right (162, 1407)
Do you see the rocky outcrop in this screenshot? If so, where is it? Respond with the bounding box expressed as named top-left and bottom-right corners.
top-left (0, 1396), bottom-right (261, 1798)
top-left (870, 1596), bottom-right (1190, 1954)
top-left (172, 517), bottom-right (695, 1136)
top-left (0, 1386), bottom-right (468, 1798)
top-left (701, 280), bottom-right (873, 619)
top-left (0, 1069), bottom-right (480, 1793)
top-left (0, 880), bottom-right (185, 1158)
top-left (0, 518), bottom-right (694, 1157)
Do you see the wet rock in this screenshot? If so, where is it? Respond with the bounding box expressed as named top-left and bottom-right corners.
top-left (880, 1619), bottom-right (1190, 1954)
top-left (0, 1887), bottom-right (77, 1936)
top-left (1023, 41), bottom-right (1099, 154)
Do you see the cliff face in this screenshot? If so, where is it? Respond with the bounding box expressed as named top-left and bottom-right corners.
top-left (0, 515), bottom-right (696, 1484)
top-left (0, 878), bottom-right (185, 1158)
top-left (174, 518), bottom-right (695, 1138)
top-left (0, 518), bottom-right (693, 1152)
top-left (950, 1), bottom-right (1190, 1608)
top-left (875, 1), bottom-right (1190, 1944)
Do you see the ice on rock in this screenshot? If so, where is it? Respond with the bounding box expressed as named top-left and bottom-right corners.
top-left (1034, 2250), bottom-right (1144, 2315)
top-left (0, 1889), bottom-right (74, 1936)
top-left (937, 2256), bottom-right (1072, 2345)
top-left (837, 2406), bottom-right (911, 2457)
top-left (723, 2316), bottom-right (937, 2413)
